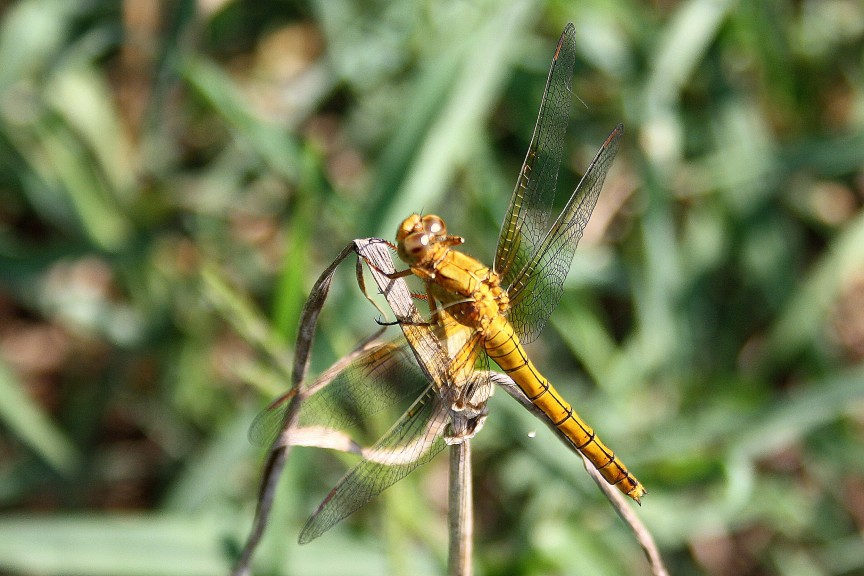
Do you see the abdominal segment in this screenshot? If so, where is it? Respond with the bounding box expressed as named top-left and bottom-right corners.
top-left (484, 317), bottom-right (645, 502)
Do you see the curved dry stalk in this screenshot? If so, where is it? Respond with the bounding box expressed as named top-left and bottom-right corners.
top-left (230, 425), bottom-right (293, 576)
top-left (579, 453), bottom-right (668, 576)
top-left (493, 373), bottom-right (669, 576)
top-left (231, 240), bottom-right (388, 576)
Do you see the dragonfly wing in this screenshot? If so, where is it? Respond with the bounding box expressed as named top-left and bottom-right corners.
top-left (395, 305), bottom-right (457, 397)
top-left (495, 24), bottom-right (576, 291)
top-left (298, 387), bottom-right (448, 544)
top-left (507, 124), bottom-right (622, 343)
top-left (248, 337), bottom-right (430, 448)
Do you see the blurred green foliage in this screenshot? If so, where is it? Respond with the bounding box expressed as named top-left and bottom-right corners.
top-left (0, 0), bottom-right (863, 574)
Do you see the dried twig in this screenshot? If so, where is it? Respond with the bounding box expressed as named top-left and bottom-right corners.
top-left (448, 439), bottom-right (473, 576)
top-left (231, 241), bottom-right (379, 576)
top-left (493, 374), bottom-right (668, 576)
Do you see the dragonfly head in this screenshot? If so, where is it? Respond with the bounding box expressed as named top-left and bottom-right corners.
top-left (396, 214), bottom-right (449, 264)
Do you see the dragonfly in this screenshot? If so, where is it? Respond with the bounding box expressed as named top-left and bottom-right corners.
top-left (251, 22), bottom-right (644, 545)
top-left (386, 25), bottom-right (643, 502)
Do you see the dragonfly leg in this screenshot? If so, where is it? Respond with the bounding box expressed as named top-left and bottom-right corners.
top-left (355, 256), bottom-right (391, 318)
top-left (355, 253), bottom-right (427, 319)
top-left (361, 253), bottom-right (415, 280)
top-left (374, 316), bottom-right (435, 328)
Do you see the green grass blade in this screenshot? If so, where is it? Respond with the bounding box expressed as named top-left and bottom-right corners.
top-left (0, 359), bottom-right (79, 475)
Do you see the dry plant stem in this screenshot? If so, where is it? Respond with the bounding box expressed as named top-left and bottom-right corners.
top-left (492, 374), bottom-right (669, 576)
top-left (230, 428), bottom-right (293, 576)
top-left (579, 454), bottom-right (669, 576)
top-left (292, 242), bottom-right (360, 389)
top-left (231, 241), bottom-right (369, 576)
top-left (448, 440), bottom-right (473, 576)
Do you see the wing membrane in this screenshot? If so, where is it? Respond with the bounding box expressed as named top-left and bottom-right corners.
top-left (248, 338), bottom-right (429, 448)
top-left (507, 125), bottom-right (622, 343)
top-left (495, 23), bottom-right (576, 287)
top-left (298, 387), bottom-right (448, 543)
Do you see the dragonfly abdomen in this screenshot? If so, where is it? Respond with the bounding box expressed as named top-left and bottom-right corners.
top-left (484, 317), bottom-right (646, 502)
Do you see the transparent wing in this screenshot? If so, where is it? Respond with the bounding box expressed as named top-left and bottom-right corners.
top-left (293, 316), bottom-right (493, 543)
top-left (248, 338), bottom-right (429, 448)
top-left (298, 387), bottom-right (448, 543)
top-left (495, 23), bottom-right (576, 290)
top-left (506, 125), bottom-right (622, 343)
top-left (435, 311), bottom-right (495, 412)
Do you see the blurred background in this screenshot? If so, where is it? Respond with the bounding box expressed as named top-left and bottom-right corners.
top-left (1, 0), bottom-right (863, 574)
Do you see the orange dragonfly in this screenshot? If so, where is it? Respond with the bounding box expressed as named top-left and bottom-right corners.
top-left (386, 27), bottom-right (643, 501)
top-left (251, 22), bottom-right (643, 544)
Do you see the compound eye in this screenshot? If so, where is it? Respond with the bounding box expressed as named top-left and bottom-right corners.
top-left (403, 232), bottom-right (429, 258)
top-left (423, 215), bottom-right (446, 237)
top-left (396, 214), bottom-right (422, 243)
